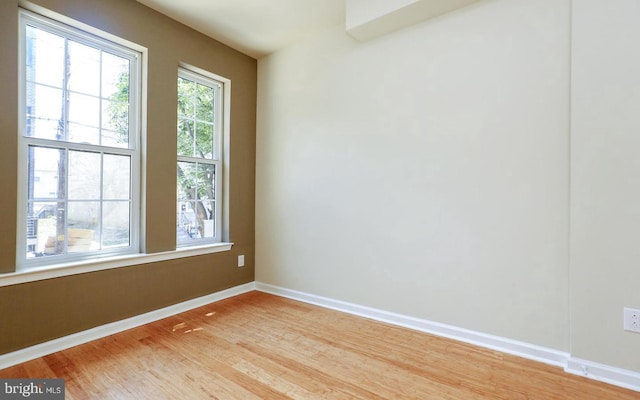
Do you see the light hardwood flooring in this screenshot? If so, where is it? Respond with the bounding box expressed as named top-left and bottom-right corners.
top-left (1, 291), bottom-right (638, 399)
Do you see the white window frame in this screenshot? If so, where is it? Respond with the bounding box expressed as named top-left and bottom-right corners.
top-left (16, 9), bottom-right (142, 269)
top-left (176, 67), bottom-right (226, 247)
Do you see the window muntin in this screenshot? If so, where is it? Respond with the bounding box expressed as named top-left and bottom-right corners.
top-left (19, 10), bottom-right (140, 267)
top-left (176, 69), bottom-right (223, 246)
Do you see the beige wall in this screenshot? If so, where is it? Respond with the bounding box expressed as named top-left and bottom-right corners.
top-left (257, 0), bottom-right (640, 375)
top-left (256, 0), bottom-right (571, 351)
top-left (571, 0), bottom-right (640, 372)
top-left (0, 0), bottom-right (256, 354)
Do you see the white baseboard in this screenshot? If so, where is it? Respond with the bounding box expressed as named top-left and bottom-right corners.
top-left (255, 281), bottom-right (640, 393)
top-left (566, 357), bottom-right (640, 393)
top-left (0, 282), bottom-right (256, 370)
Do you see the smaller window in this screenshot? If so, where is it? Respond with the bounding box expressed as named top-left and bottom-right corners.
top-left (176, 68), bottom-right (224, 246)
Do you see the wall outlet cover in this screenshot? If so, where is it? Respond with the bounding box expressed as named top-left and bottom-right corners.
top-left (623, 308), bottom-right (640, 333)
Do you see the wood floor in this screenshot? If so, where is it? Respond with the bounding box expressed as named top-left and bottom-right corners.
top-left (1, 291), bottom-right (637, 399)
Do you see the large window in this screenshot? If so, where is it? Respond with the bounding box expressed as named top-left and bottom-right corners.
top-left (176, 69), bottom-right (224, 246)
top-left (18, 10), bottom-right (141, 267)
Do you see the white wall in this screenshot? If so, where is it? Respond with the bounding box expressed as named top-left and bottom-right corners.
top-left (571, 0), bottom-right (640, 372)
top-left (257, 0), bottom-right (570, 351)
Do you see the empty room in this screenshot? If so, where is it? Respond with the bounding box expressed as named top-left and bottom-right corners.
top-left (1, 0), bottom-right (639, 398)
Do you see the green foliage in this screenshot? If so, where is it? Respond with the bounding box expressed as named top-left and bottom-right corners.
top-left (106, 71), bottom-right (130, 144)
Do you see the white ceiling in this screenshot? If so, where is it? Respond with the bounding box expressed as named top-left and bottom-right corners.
top-left (135, 0), bottom-right (346, 59)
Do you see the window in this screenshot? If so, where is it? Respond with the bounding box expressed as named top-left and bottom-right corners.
top-left (176, 69), bottom-right (224, 246)
top-left (18, 10), bottom-right (141, 267)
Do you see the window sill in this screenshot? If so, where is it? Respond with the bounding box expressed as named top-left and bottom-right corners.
top-left (1, 242), bottom-right (233, 288)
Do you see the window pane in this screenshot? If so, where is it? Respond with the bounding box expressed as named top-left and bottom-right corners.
top-left (177, 161), bottom-right (196, 201)
top-left (25, 25), bottom-right (64, 88)
top-left (29, 146), bottom-right (64, 200)
top-left (69, 123), bottom-right (100, 145)
top-left (196, 84), bottom-right (214, 122)
top-left (200, 200), bottom-right (215, 239)
top-left (103, 154), bottom-right (130, 200)
top-left (177, 78), bottom-right (195, 116)
top-left (39, 201), bottom-right (66, 256)
top-left (195, 122), bottom-right (213, 159)
top-left (67, 201), bottom-right (99, 253)
top-left (68, 150), bottom-right (100, 200)
top-left (27, 118), bottom-right (59, 141)
top-left (103, 201), bottom-right (130, 248)
top-left (27, 83), bottom-right (64, 120)
top-left (101, 129), bottom-right (127, 148)
top-left (177, 119), bottom-right (194, 157)
top-left (68, 40), bottom-right (100, 96)
top-left (197, 163), bottom-right (215, 200)
top-left (69, 92), bottom-right (100, 128)
top-left (102, 52), bottom-right (129, 100)
top-left (26, 83), bottom-right (63, 139)
top-left (177, 201), bottom-right (198, 245)
top-left (102, 99), bottom-right (128, 132)
top-left (177, 161), bottom-right (197, 245)
top-left (103, 52), bottom-right (130, 148)
top-left (26, 202), bottom-right (60, 257)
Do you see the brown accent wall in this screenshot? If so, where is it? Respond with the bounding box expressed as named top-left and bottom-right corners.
top-left (0, 0), bottom-right (256, 354)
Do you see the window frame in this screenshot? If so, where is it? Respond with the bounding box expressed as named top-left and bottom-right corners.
top-left (176, 67), bottom-right (225, 247)
top-left (16, 9), bottom-right (142, 270)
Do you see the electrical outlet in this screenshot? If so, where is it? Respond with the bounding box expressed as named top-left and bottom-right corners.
top-left (623, 308), bottom-right (640, 333)
top-left (238, 255), bottom-right (245, 267)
